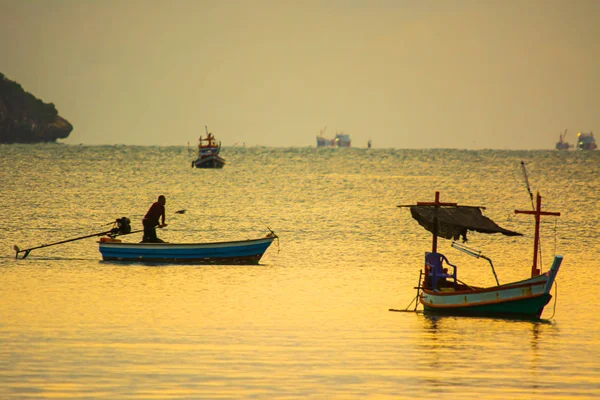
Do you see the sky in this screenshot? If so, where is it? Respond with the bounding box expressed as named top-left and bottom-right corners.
top-left (1, 0), bottom-right (599, 149)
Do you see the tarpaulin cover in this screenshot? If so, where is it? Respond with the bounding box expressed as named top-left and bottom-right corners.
top-left (409, 206), bottom-right (522, 242)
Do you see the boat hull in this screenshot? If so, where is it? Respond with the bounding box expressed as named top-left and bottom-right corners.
top-left (99, 236), bottom-right (275, 264)
top-left (420, 274), bottom-right (553, 319)
top-left (193, 154), bottom-right (226, 169)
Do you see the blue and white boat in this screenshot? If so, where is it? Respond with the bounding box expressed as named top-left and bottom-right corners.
top-left (99, 233), bottom-right (277, 264)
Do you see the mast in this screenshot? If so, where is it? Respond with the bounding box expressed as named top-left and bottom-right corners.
top-left (416, 192), bottom-right (458, 253)
top-left (515, 193), bottom-right (560, 277)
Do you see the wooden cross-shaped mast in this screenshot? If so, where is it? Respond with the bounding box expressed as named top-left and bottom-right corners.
top-left (514, 193), bottom-right (560, 278)
top-left (417, 191), bottom-right (458, 253)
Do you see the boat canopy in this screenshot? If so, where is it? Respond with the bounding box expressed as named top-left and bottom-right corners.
top-left (410, 206), bottom-right (522, 242)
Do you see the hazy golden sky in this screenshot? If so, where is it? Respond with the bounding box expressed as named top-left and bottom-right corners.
top-left (1, 0), bottom-right (599, 148)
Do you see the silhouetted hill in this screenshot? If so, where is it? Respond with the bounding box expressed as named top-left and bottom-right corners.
top-left (0, 73), bottom-right (73, 143)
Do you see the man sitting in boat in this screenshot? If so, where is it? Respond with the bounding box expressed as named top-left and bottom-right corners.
top-left (142, 195), bottom-right (168, 243)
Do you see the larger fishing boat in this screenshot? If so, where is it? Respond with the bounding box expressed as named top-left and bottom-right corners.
top-left (393, 190), bottom-right (563, 320)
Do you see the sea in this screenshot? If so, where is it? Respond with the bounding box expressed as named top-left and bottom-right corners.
top-left (0, 144), bottom-right (599, 399)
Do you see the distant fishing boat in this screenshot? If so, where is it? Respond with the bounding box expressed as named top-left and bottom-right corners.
top-left (393, 189), bottom-right (562, 320)
top-left (316, 135), bottom-right (331, 147)
top-left (192, 126), bottom-right (226, 168)
top-left (316, 126), bottom-right (351, 148)
top-left (333, 133), bottom-right (351, 147)
top-left (576, 131), bottom-right (597, 150)
top-left (555, 129), bottom-right (571, 150)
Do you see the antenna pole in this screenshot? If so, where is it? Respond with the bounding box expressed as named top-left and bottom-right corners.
top-left (520, 161), bottom-right (534, 209)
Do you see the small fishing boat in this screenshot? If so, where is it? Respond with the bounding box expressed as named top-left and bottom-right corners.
top-left (395, 190), bottom-right (563, 320)
top-left (98, 232), bottom-right (277, 264)
top-left (15, 218), bottom-right (277, 265)
top-left (555, 129), bottom-right (571, 150)
top-left (316, 135), bottom-right (332, 147)
top-left (192, 126), bottom-right (226, 168)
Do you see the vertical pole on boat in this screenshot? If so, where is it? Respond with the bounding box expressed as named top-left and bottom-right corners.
top-left (532, 194), bottom-right (542, 274)
top-left (433, 192), bottom-right (440, 252)
top-left (515, 193), bottom-right (560, 277)
top-left (417, 191), bottom-right (457, 253)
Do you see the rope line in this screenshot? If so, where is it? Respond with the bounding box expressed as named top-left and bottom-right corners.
top-left (548, 280), bottom-right (558, 320)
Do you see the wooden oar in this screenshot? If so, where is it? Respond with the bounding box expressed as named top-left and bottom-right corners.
top-left (15, 211), bottom-right (184, 259)
top-left (14, 229), bottom-right (117, 259)
top-left (14, 222), bottom-right (142, 260)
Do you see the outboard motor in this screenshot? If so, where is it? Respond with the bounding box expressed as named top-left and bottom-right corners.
top-left (116, 217), bottom-right (131, 234)
top-left (110, 217), bottom-right (131, 236)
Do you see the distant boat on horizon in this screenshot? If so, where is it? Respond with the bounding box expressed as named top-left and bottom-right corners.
top-left (576, 131), bottom-right (597, 150)
top-left (555, 129), bottom-right (571, 150)
top-left (316, 126), bottom-right (351, 148)
top-left (191, 126), bottom-right (226, 168)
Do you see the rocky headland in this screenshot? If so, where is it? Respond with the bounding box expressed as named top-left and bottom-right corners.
top-left (0, 73), bottom-right (73, 143)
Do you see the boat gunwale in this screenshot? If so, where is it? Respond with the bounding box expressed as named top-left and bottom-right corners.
top-left (419, 292), bottom-right (549, 309)
top-left (420, 276), bottom-right (548, 297)
top-left (98, 236), bottom-right (275, 248)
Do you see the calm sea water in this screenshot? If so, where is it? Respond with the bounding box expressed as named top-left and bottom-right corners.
top-left (0, 144), bottom-right (599, 399)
